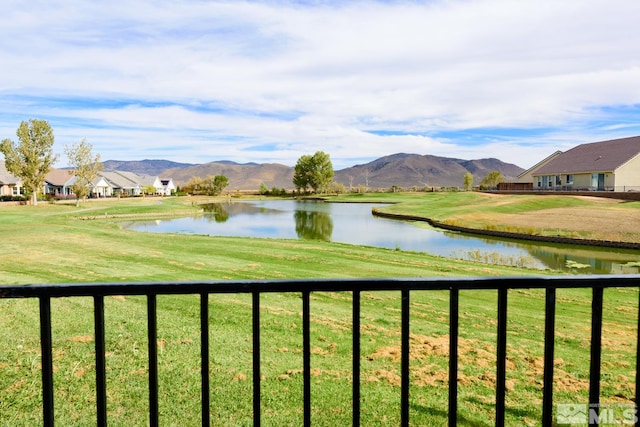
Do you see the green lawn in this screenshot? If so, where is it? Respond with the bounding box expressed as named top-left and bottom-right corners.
top-left (0, 195), bottom-right (637, 426)
top-left (0, 195), bottom-right (538, 285)
top-left (330, 191), bottom-right (640, 242)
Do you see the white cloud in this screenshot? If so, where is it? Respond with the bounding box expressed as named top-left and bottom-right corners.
top-left (1, 0), bottom-right (639, 170)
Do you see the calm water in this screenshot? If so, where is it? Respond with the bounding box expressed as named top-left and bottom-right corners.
top-left (121, 200), bottom-right (640, 274)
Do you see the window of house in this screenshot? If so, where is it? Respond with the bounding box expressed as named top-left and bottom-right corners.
top-left (566, 174), bottom-right (573, 184)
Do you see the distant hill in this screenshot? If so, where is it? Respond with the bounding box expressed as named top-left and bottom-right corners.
top-left (102, 155), bottom-right (524, 190)
top-left (102, 159), bottom-right (196, 176)
top-left (334, 154), bottom-right (524, 189)
top-left (162, 161), bottom-right (294, 190)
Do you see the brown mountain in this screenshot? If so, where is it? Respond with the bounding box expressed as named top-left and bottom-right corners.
top-left (105, 154), bottom-right (524, 191)
top-left (162, 161), bottom-right (294, 190)
top-left (334, 154), bottom-right (524, 189)
top-left (103, 159), bottom-right (195, 176)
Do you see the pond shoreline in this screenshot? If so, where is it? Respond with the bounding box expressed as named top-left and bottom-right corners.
top-left (372, 210), bottom-right (640, 250)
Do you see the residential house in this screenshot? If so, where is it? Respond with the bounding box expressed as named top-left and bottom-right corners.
top-left (530, 136), bottom-right (640, 191)
top-left (101, 171), bottom-right (144, 196)
top-left (98, 171), bottom-right (173, 196)
top-left (89, 175), bottom-right (114, 198)
top-left (2, 163), bottom-right (176, 199)
top-left (137, 174), bottom-right (164, 195)
top-left (44, 169), bottom-right (75, 196)
top-left (0, 160), bottom-right (22, 196)
top-left (159, 178), bottom-right (176, 196)
top-left (516, 150), bottom-right (563, 184)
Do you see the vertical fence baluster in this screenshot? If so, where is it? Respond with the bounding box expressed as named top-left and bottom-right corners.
top-left (449, 288), bottom-right (459, 427)
top-left (200, 293), bottom-right (210, 427)
top-left (401, 289), bottom-right (410, 427)
top-left (252, 291), bottom-right (261, 427)
top-left (303, 290), bottom-right (311, 426)
top-left (496, 288), bottom-right (508, 427)
top-left (40, 296), bottom-right (54, 427)
top-left (542, 288), bottom-right (556, 426)
top-left (589, 287), bottom-right (604, 427)
top-left (94, 296), bottom-right (107, 427)
top-left (147, 294), bottom-right (158, 427)
top-left (635, 287), bottom-right (640, 427)
top-left (353, 290), bottom-right (361, 426)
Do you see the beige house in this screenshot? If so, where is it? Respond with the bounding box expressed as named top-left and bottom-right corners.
top-left (44, 169), bottom-right (75, 196)
top-left (516, 151), bottom-right (562, 184)
top-left (0, 160), bottom-right (22, 196)
top-left (530, 136), bottom-right (640, 192)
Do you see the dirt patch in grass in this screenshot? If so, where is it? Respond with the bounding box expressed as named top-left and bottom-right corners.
top-left (455, 199), bottom-right (640, 242)
top-left (68, 335), bottom-right (93, 343)
top-left (367, 332), bottom-right (631, 395)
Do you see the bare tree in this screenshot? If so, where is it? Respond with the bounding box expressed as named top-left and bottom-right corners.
top-left (65, 139), bottom-right (103, 206)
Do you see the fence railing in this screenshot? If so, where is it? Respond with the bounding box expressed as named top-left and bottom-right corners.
top-left (2, 275), bottom-right (640, 427)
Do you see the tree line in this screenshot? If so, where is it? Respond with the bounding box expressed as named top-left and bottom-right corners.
top-left (1, 119), bottom-right (102, 206)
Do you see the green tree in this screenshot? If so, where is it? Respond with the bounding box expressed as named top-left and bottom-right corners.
top-left (259, 182), bottom-right (269, 195)
top-left (185, 175), bottom-right (229, 196)
top-left (143, 184), bottom-right (157, 196)
top-left (64, 139), bottom-right (103, 206)
top-left (463, 172), bottom-right (474, 191)
top-left (293, 151), bottom-right (334, 194)
top-left (1, 119), bottom-right (58, 206)
top-left (210, 175), bottom-right (229, 195)
top-left (480, 170), bottom-right (504, 189)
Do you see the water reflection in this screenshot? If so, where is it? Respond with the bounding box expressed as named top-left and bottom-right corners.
top-left (201, 203), bottom-right (230, 223)
top-left (432, 227), bottom-right (640, 274)
top-left (120, 200), bottom-right (640, 274)
top-left (294, 210), bottom-right (333, 241)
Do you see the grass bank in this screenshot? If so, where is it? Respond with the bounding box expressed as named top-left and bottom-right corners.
top-left (1, 195), bottom-right (638, 425)
top-left (329, 191), bottom-right (640, 244)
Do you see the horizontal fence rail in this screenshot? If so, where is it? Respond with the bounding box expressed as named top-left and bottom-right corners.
top-left (2, 275), bottom-right (640, 426)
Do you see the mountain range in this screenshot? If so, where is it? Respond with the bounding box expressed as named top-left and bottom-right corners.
top-left (103, 154), bottom-right (524, 190)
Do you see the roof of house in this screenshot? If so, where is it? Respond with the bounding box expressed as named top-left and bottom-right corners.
top-left (517, 150), bottom-right (562, 179)
top-left (101, 171), bottom-right (141, 189)
top-left (0, 160), bottom-right (20, 184)
top-left (533, 136), bottom-right (640, 175)
top-left (45, 169), bottom-right (74, 186)
top-left (136, 174), bottom-right (160, 186)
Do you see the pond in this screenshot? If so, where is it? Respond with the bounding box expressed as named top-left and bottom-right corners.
top-left (120, 200), bottom-right (640, 274)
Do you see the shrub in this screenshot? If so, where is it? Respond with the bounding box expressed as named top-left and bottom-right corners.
top-left (0, 195), bottom-right (27, 202)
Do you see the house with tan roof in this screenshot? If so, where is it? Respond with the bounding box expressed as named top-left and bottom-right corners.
top-left (0, 160), bottom-right (22, 196)
top-left (44, 169), bottom-right (75, 196)
top-left (99, 171), bottom-right (171, 196)
top-left (101, 171), bottom-right (144, 196)
top-left (530, 136), bottom-right (640, 192)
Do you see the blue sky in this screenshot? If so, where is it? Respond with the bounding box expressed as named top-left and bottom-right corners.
top-left (1, 0), bottom-right (640, 170)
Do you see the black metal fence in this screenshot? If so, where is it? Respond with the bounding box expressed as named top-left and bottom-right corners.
top-left (2, 275), bottom-right (640, 426)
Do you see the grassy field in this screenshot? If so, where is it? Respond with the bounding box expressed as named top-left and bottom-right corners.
top-left (0, 194), bottom-right (638, 425)
top-left (331, 191), bottom-right (640, 243)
